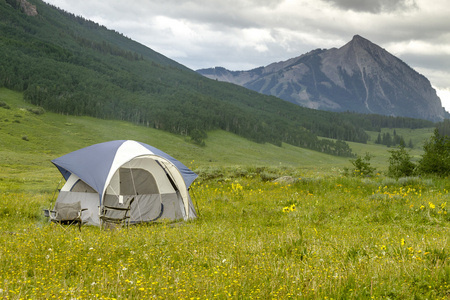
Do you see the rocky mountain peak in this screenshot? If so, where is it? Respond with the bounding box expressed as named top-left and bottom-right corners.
top-left (350, 34), bottom-right (371, 45)
top-left (197, 36), bottom-right (446, 122)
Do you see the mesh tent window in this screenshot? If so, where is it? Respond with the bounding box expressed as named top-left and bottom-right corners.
top-left (70, 180), bottom-right (96, 193)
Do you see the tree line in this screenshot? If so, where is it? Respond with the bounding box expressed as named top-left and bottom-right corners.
top-left (374, 130), bottom-right (413, 148)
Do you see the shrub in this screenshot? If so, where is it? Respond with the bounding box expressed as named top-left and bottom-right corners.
top-left (387, 145), bottom-right (416, 178)
top-left (195, 166), bottom-right (224, 181)
top-left (346, 152), bottom-right (376, 177)
top-left (26, 107), bottom-right (45, 115)
top-left (0, 101), bottom-right (10, 109)
top-left (189, 129), bottom-right (207, 146)
top-left (259, 171), bottom-right (280, 182)
top-left (380, 177), bottom-right (398, 187)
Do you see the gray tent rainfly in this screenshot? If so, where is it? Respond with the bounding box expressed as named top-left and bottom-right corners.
top-left (51, 140), bottom-right (198, 226)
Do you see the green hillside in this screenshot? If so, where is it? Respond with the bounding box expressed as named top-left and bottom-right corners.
top-left (0, 0), bottom-right (434, 158)
top-left (0, 88), bottom-right (433, 194)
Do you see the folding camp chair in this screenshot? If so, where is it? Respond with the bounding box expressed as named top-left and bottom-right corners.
top-left (99, 197), bottom-right (135, 230)
top-left (46, 201), bottom-right (87, 231)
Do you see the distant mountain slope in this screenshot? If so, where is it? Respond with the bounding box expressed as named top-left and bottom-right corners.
top-left (198, 35), bottom-right (446, 122)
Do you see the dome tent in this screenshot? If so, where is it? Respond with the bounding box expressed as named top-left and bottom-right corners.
top-left (51, 140), bottom-right (197, 226)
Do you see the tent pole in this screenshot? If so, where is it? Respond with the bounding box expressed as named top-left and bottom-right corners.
top-left (129, 168), bottom-right (142, 223)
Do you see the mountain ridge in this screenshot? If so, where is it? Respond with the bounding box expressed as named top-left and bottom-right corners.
top-left (197, 35), bottom-right (446, 122)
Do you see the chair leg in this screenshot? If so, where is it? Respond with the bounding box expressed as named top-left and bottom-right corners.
top-left (57, 221), bottom-right (68, 231)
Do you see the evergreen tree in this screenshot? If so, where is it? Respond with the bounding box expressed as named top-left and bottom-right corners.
top-left (393, 134), bottom-right (403, 146)
top-left (375, 133), bottom-right (382, 144)
top-left (383, 133), bottom-right (392, 147)
top-left (418, 129), bottom-right (450, 176)
top-left (436, 119), bottom-right (450, 137)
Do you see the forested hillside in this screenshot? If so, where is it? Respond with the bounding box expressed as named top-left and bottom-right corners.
top-left (0, 0), bottom-right (434, 157)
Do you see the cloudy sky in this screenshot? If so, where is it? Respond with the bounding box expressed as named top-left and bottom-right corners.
top-left (44, 0), bottom-right (450, 111)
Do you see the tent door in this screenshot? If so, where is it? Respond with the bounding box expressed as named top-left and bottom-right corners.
top-left (118, 167), bottom-right (162, 222)
top-left (119, 168), bottom-right (159, 195)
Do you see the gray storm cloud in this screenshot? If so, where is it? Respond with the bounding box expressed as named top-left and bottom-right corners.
top-left (322, 0), bottom-right (417, 13)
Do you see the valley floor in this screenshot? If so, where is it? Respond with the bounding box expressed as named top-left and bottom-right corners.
top-left (0, 173), bottom-right (449, 299)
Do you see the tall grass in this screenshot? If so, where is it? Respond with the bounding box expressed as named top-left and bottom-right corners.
top-left (0, 172), bottom-right (448, 299)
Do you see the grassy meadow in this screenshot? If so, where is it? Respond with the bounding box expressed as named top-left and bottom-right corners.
top-left (0, 88), bottom-right (449, 299)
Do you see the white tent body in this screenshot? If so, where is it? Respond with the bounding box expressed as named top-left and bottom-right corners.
top-left (52, 140), bottom-right (197, 226)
